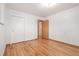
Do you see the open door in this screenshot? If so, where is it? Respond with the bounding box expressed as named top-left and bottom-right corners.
top-left (38, 20), bottom-right (48, 39)
top-left (42, 20), bottom-right (48, 39)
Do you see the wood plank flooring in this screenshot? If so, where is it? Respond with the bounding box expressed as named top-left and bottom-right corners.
top-left (4, 39), bottom-right (79, 56)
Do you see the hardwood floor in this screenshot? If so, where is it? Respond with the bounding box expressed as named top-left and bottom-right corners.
top-left (4, 39), bottom-right (79, 56)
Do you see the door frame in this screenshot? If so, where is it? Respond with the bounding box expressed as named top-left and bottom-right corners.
top-left (38, 20), bottom-right (43, 39)
top-left (37, 20), bottom-right (49, 39)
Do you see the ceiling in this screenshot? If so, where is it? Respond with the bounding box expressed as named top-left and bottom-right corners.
top-left (5, 3), bottom-right (79, 17)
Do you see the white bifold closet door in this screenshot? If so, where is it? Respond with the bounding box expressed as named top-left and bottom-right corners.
top-left (7, 15), bottom-right (38, 43)
top-left (10, 17), bottom-right (25, 43)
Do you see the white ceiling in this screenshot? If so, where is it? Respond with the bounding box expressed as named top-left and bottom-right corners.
top-left (5, 3), bottom-right (79, 17)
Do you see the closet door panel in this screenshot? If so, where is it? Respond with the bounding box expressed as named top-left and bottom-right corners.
top-left (10, 17), bottom-right (25, 43)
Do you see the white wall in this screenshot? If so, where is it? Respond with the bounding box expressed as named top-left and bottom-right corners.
top-left (48, 5), bottom-right (79, 46)
top-left (5, 8), bottom-right (40, 43)
top-left (0, 4), bottom-right (6, 56)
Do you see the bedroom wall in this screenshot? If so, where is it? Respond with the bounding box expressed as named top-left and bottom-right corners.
top-left (0, 3), bottom-right (6, 55)
top-left (48, 5), bottom-right (79, 46)
top-left (5, 8), bottom-right (40, 43)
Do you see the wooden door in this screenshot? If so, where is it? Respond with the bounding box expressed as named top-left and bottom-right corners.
top-left (38, 20), bottom-right (48, 39)
top-left (42, 20), bottom-right (48, 39)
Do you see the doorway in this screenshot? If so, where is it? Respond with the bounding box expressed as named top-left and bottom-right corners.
top-left (38, 20), bottom-right (48, 39)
